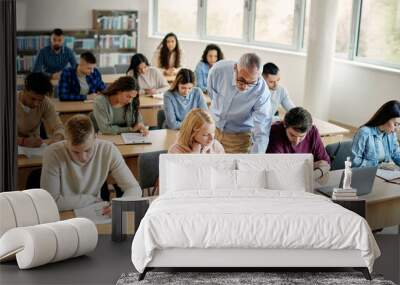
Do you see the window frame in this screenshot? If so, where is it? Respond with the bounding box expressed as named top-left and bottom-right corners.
top-left (151, 0), bottom-right (400, 70)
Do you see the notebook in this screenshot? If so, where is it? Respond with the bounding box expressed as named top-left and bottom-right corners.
top-left (18, 143), bottom-right (47, 158)
top-left (74, 201), bottom-right (111, 224)
top-left (121, 133), bottom-right (151, 145)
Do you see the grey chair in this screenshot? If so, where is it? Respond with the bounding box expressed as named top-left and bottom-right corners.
top-left (325, 140), bottom-right (353, 170)
top-left (114, 64), bottom-right (130, 74)
top-left (157, 109), bottom-right (166, 129)
top-left (137, 150), bottom-right (167, 196)
top-left (98, 66), bottom-right (116, 74)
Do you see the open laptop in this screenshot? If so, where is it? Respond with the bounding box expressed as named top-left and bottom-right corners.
top-left (317, 166), bottom-right (378, 197)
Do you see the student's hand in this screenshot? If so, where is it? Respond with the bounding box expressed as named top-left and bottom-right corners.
top-left (144, 88), bottom-right (156, 95)
top-left (47, 134), bottom-right (64, 145)
top-left (201, 141), bottom-right (213, 154)
top-left (102, 205), bottom-right (112, 217)
top-left (51, 72), bottom-right (61, 80)
top-left (87, 93), bottom-right (97, 100)
top-left (22, 137), bottom-right (43, 148)
top-left (192, 142), bottom-right (202, 153)
top-left (132, 123), bottom-right (149, 136)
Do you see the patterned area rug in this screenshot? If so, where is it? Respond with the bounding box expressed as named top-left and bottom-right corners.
top-left (116, 271), bottom-right (395, 285)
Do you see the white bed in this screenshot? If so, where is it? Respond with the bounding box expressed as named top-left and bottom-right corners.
top-left (131, 154), bottom-right (380, 280)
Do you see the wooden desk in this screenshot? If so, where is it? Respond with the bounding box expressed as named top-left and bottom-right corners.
top-left (17, 129), bottom-right (178, 190)
top-left (51, 94), bottom-right (211, 127)
top-left (313, 118), bottom-right (350, 146)
top-left (315, 170), bottom-right (400, 230)
top-left (17, 73), bottom-right (126, 87)
top-left (59, 210), bottom-right (111, 235)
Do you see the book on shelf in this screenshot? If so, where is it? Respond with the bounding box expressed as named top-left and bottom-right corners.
top-left (17, 35), bottom-right (50, 51)
top-left (99, 34), bottom-right (136, 49)
top-left (97, 14), bottom-right (137, 30)
top-left (99, 53), bottom-right (133, 67)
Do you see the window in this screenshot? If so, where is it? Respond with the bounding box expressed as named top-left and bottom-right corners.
top-left (206, 0), bottom-right (245, 39)
top-left (254, 0), bottom-right (296, 46)
top-left (156, 0), bottom-right (198, 36)
top-left (303, 0), bottom-right (353, 54)
top-left (152, 0), bottom-right (400, 70)
top-left (357, 0), bottom-right (400, 65)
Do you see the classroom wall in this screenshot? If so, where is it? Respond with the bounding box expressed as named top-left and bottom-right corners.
top-left (17, 0), bottom-right (400, 127)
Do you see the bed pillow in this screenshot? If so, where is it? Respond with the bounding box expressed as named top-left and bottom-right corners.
top-left (266, 167), bottom-right (307, 191)
top-left (168, 162), bottom-right (212, 191)
top-left (211, 168), bottom-right (237, 190)
top-left (236, 169), bottom-right (268, 189)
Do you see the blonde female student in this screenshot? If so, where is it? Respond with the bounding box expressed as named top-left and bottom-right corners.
top-left (92, 76), bottom-right (149, 135)
top-left (168, 108), bottom-right (225, 154)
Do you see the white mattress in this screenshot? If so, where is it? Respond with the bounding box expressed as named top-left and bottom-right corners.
top-left (131, 190), bottom-right (380, 273)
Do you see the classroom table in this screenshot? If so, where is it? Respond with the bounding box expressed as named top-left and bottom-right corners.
top-left (50, 93), bottom-right (212, 126)
top-left (315, 170), bottom-right (400, 231)
top-left (313, 118), bottom-right (350, 146)
top-left (17, 73), bottom-right (175, 87)
top-left (17, 129), bottom-right (178, 190)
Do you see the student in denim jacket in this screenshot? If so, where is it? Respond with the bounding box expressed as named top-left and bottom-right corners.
top-left (195, 44), bottom-right (224, 93)
top-left (352, 100), bottom-right (400, 167)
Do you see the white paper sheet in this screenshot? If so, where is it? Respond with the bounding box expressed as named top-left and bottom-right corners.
top-left (121, 133), bottom-right (151, 144)
top-left (18, 144), bottom-right (47, 158)
top-left (73, 202), bottom-right (111, 224)
top-left (376, 169), bottom-right (400, 181)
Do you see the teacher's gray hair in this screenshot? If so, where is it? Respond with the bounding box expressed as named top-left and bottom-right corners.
top-left (238, 53), bottom-right (261, 71)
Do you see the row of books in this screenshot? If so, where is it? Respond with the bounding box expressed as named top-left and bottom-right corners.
top-left (98, 53), bottom-right (133, 67)
top-left (332, 188), bottom-right (358, 200)
top-left (16, 55), bottom-right (37, 73)
top-left (17, 36), bottom-right (77, 51)
top-left (98, 34), bottom-right (136, 49)
top-left (97, 15), bottom-right (137, 30)
top-left (17, 36), bottom-right (50, 51)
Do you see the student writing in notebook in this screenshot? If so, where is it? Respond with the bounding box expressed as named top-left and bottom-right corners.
top-left (92, 76), bottom-right (149, 135)
top-left (41, 115), bottom-right (142, 211)
top-left (58, 51), bottom-right (106, 101)
top-left (352, 100), bottom-right (400, 168)
top-left (169, 108), bottom-right (224, 154)
top-left (17, 72), bottom-right (65, 147)
top-left (127, 53), bottom-right (169, 96)
top-left (266, 107), bottom-right (331, 181)
top-left (164, 68), bottom-right (207, 130)
top-left (262, 62), bottom-right (295, 121)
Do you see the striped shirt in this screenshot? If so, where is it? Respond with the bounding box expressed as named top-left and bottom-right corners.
top-left (33, 46), bottom-right (77, 75)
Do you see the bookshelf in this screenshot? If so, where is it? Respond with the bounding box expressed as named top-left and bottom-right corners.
top-left (93, 10), bottom-right (138, 68)
top-left (16, 9), bottom-right (138, 75)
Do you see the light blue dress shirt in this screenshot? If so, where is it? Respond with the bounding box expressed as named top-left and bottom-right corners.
top-left (207, 60), bottom-right (272, 153)
top-left (352, 126), bottom-right (400, 167)
top-left (269, 85), bottom-right (295, 121)
top-left (195, 61), bottom-right (210, 93)
top-left (164, 87), bottom-right (207, 130)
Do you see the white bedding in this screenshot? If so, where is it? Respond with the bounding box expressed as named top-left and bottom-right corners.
top-left (131, 190), bottom-right (380, 273)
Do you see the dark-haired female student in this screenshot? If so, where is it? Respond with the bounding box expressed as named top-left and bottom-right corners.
top-left (152, 32), bottom-right (183, 76)
top-left (164, 68), bottom-right (207, 130)
top-left (127, 53), bottom-right (169, 96)
top-left (92, 76), bottom-right (148, 135)
top-left (195, 44), bottom-right (224, 93)
top-left (352, 100), bottom-right (400, 167)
